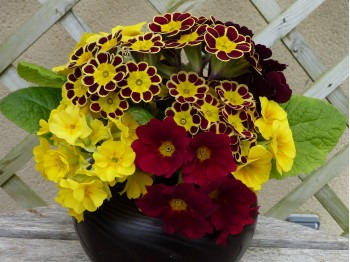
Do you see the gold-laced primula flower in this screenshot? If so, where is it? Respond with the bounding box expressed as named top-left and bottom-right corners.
top-left (245, 38), bottom-right (262, 74)
top-left (119, 61), bottom-right (161, 103)
top-left (124, 32), bottom-right (164, 53)
top-left (112, 22), bottom-right (146, 42)
top-left (216, 81), bottom-right (255, 110)
top-left (165, 102), bottom-right (201, 135)
top-left (96, 30), bottom-right (122, 52)
top-left (149, 12), bottom-right (196, 37)
top-left (269, 121), bottom-right (296, 175)
top-left (164, 24), bottom-right (207, 49)
top-left (64, 67), bottom-right (90, 106)
top-left (167, 71), bottom-right (208, 103)
top-left (92, 140), bottom-right (136, 182)
top-left (90, 90), bottom-right (129, 118)
top-left (194, 93), bottom-right (223, 130)
top-left (205, 24), bottom-right (251, 61)
top-left (67, 42), bottom-right (100, 69)
top-left (82, 52), bottom-right (127, 96)
top-left (222, 106), bottom-right (251, 136)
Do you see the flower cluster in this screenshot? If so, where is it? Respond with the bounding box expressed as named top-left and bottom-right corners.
top-left (33, 13), bottom-right (296, 246)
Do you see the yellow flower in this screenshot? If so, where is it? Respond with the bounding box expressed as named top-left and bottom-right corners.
top-left (33, 138), bottom-right (51, 177)
top-left (112, 22), bottom-right (146, 42)
top-left (255, 96), bottom-right (287, 139)
top-left (270, 121), bottom-right (296, 175)
top-left (76, 118), bottom-right (112, 152)
top-left (109, 112), bottom-right (139, 145)
top-left (36, 119), bottom-right (50, 136)
top-left (120, 170), bottom-right (153, 199)
top-left (42, 144), bottom-right (80, 182)
top-left (68, 208), bottom-right (84, 222)
top-left (49, 105), bottom-right (92, 145)
top-left (233, 145), bottom-right (273, 192)
top-left (43, 149), bottom-right (70, 182)
top-left (92, 140), bottom-right (136, 182)
top-left (55, 179), bottom-right (108, 214)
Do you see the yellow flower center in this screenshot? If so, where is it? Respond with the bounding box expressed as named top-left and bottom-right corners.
top-left (178, 32), bottom-right (198, 44)
top-left (200, 102), bottom-right (220, 123)
top-left (72, 75), bottom-right (88, 97)
top-left (170, 198), bottom-right (187, 211)
top-left (180, 118), bottom-right (187, 124)
top-left (161, 20), bottom-right (182, 32)
top-left (196, 146), bottom-right (211, 161)
top-left (210, 190), bottom-right (220, 200)
top-left (159, 141), bottom-right (175, 157)
top-left (107, 98), bottom-right (114, 104)
top-left (177, 81), bottom-right (197, 98)
top-left (127, 71), bottom-right (152, 92)
top-left (75, 51), bottom-right (94, 66)
top-left (224, 91), bottom-right (244, 105)
top-left (94, 63), bottom-right (116, 85)
top-left (215, 35), bottom-right (237, 52)
top-left (131, 39), bottom-right (154, 51)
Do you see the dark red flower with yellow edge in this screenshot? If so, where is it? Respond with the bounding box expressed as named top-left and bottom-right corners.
top-left (201, 176), bottom-right (258, 246)
top-left (182, 132), bottom-right (237, 186)
top-left (131, 117), bottom-right (189, 178)
top-left (148, 12), bottom-right (196, 37)
top-left (136, 183), bottom-right (218, 239)
top-left (205, 24), bottom-right (251, 61)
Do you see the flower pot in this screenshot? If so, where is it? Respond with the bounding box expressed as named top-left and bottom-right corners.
top-left (73, 188), bottom-right (257, 262)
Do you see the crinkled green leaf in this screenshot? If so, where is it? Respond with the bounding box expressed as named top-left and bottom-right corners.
top-left (270, 95), bottom-right (346, 180)
top-left (127, 106), bottom-right (154, 125)
top-left (17, 61), bottom-right (66, 88)
top-left (0, 87), bottom-right (62, 133)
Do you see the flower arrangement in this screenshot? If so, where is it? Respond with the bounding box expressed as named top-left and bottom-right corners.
top-left (0, 13), bottom-right (346, 247)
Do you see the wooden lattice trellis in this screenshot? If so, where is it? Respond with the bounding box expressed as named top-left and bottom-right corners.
top-left (0, 0), bottom-right (348, 236)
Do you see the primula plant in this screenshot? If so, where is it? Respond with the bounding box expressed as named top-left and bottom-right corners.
top-left (0, 13), bottom-right (346, 246)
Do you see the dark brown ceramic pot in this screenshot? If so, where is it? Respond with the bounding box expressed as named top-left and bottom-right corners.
top-left (73, 189), bottom-right (257, 262)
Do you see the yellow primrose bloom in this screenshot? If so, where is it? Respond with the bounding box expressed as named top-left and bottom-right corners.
top-left (43, 149), bottom-right (70, 182)
top-left (233, 145), bottom-right (273, 192)
top-left (120, 170), bottom-right (153, 199)
top-left (92, 140), bottom-right (136, 182)
top-left (76, 118), bottom-right (112, 152)
top-left (270, 121), bottom-right (296, 175)
top-left (68, 208), bottom-right (84, 222)
top-left (36, 119), bottom-right (50, 136)
top-left (109, 112), bottom-right (139, 145)
top-left (49, 105), bottom-right (92, 145)
top-left (55, 178), bottom-right (108, 214)
top-left (112, 22), bottom-right (146, 42)
top-left (33, 137), bottom-right (51, 177)
top-left (255, 96), bottom-right (288, 139)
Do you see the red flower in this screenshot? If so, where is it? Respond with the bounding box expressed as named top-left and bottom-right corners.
top-left (203, 176), bottom-right (258, 246)
top-left (131, 117), bottom-right (189, 178)
top-left (182, 132), bottom-right (237, 186)
top-left (136, 183), bottom-right (217, 239)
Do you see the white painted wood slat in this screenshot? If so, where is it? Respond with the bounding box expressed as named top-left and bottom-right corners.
top-left (265, 145), bottom-right (349, 219)
top-left (148, 0), bottom-right (205, 14)
top-left (303, 56), bottom-right (349, 99)
top-left (0, 0), bottom-right (81, 74)
top-left (253, 0), bottom-right (325, 47)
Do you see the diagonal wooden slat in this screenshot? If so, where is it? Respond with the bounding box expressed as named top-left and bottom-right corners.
top-left (253, 0), bottom-right (324, 47)
top-left (303, 56), bottom-right (349, 99)
top-left (0, 0), bottom-right (81, 74)
top-left (251, 0), bottom-right (349, 119)
top-left (148, 0), bottom-right (205, 14)
top-left (0, 66), bottom-right (29, 91)
top-left (264, 145), bottom-right (349, 220)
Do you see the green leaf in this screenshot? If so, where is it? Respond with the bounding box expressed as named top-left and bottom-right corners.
top-left (17, 61), bottom-right (66, 88)
top-left (0, 87), bottom-right (62, 133)
top-left (127, 106), bottom-right (154, 125)
top-left (270, 95), bottom-right (346, 179)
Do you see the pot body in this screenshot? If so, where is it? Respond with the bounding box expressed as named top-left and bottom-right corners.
top-left (73, 192), bottom-right (257, 262)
